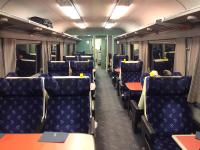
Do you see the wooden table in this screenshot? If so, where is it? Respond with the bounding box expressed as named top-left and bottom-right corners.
top-left (172, 134), bottom-right (200, 150)
top-left (125, 82), bottom-right (142, 91)
top-left (0, 133), bottom-right (95, 150)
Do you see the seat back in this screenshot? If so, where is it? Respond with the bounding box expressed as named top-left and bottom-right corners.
top-left (63, 56), bottom-right (78, 62)
top-left (48, 61), bottom-right (69, 76)
top-left (121, 61), bottom-right (143, 84)
top-left (44, 77), bottom-right (90, 133)
top-left (146, 76), bottom-right (193, 136)
top-left (113, 55), bottom-right (128, 69)
top-left (153, 59), bottom-right (170, 75)
top-left (79, 55), bottom-right (94, 61)
top-left (0, 77), bottom-right (44, 133)
top-left (71, 61), bottom-right (94, 82)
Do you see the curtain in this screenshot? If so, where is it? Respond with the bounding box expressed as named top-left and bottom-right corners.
top-left (47, 41), bottom-right (52, 61)
top-left (0, 39), bottom-right (5, 77)
top-left (174, 38), bottom-right (186, 75)
top-left (188, 37), bottom-right (200, 76)
top-left (60, 42), bottom-right (64, 61)
top-left (188, 42), bottom-right (200, 103)
top-left (42, 41), bottom-right (48, 73)
top-left (139, 41), bottom-right (149, 72)
top-left (3, 38), bottom-right (16, 75)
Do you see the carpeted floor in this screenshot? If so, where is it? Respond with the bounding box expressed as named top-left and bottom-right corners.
top-left (95, 68), bottom-right (145, 150)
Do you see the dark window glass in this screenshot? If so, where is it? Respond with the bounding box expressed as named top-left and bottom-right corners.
top-left (16, 43), bottom-right (41, 76)
top-left (51, 44), bottom-right (60, 61)
top-left (149, 43), bottom-right (176, 74)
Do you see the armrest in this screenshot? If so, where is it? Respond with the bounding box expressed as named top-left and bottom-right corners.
top-left (141, 116), bottom-right (156, 140)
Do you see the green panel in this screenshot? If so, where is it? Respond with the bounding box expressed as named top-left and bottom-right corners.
top-left (66, 27), bottom-right (125, 36)
top-left (76, 37), bottom-right (93, 54)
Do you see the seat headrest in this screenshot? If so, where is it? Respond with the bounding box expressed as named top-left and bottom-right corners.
top-left (48, 61), bottom-right (69, 71)
top-left (121, 61), bottom-right (143, 72)
top-left (0, 78), bottom-right (44, 96)
top-left (146, 76), bottom-right (191, 96)
top-left (71, 61), bottom-right (93, 71)
top-left (45, 77), bottom-right (90, 96)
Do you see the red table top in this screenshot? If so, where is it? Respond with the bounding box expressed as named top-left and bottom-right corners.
top-left (0, 133), bottom-right (95, 150)
top-left (125, 82), bottom-right (142, 91)
top-left (172, 135), bottom-right (200, 150)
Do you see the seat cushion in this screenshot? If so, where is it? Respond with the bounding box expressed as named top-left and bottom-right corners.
top-left (153, 136), bottom-right (180, 150)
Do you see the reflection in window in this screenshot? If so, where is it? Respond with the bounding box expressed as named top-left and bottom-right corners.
top-left (149, 43), bottom-right (175, 74)
top-left (130, 43), bottom-right (139, 61)
top-left (51, 43), bottom-right (60, 61)
top-left (16, 43), bottom-right (40, 76)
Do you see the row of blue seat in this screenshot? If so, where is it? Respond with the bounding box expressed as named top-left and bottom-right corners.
top-left (0, 77), bottom-right (91, 133)
top-left (63, 55), bottom-right (94, 62)
top-left (48, 61), bottom-right (94, 82)
top-left (110, 57), bottom-right (198, 150)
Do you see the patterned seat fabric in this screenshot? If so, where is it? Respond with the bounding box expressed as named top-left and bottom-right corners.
top-left (153, 136), bottom-right (180, 150)
top-left (71, 61), bottom-right (94, 82)
top-left (121, 61), bottom-right (143, 84)
top-left (121, 61), bottom-right (143, 102)
top-left (48, 61), bottom-right (69, 76)
top-left (113, 55), bottom-right (128, 69)
top-left (0, 78), bottom-right (44, 133)
top-left (44, 77), bottom-right (90, 133)
top-left (172, 72), bottom-right (182, 76)
top-left (146, 77), bottom-right (193, 149)
top-left (140, 72), bottom-right (150, 86)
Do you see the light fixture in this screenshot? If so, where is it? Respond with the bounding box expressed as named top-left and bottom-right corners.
top-left (105, 22), bottom-right (116, 29)
top-left (33, 27), bottom-right (43, 31)
top-left (110, 5), bottom-right (130, 20)
top-left (58, 5), bottom-right (80, 19)
top-left (0, 17), bottom-right (8, 23)
top-left (75, 22), bottom-right (87, 29)
top-left (147, 27), bottom-right (152, 31)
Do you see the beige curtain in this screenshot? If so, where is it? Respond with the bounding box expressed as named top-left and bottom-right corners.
top-left (188, 41), bottom-right (200, 103)
top-left (0, 39), bottom-right (5, 77)
top-left (188, 37), bottom-right (200, 76)
top-left (3, 38), bottom-right (16, 75)
top-left (60, 42), bottom-right (64, 61)
top-left (139, 41), bottom-right (149, 72)
top-left (174, 38), bottom-right (186, 75)
top-left (42, 41), bottom-right (48, 73)
top-left (47, 41), bottom-right (52, 61)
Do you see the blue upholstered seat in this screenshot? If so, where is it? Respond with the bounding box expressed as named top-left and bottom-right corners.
top-left (6, 72), bottom-right (18, 77)
top-left (48, 61), bottom-right (69, 76)
top-left (113, 55), bottom-right (128, 69)
top-left (44, 77), bottom-right (90, 133)
top-left (63, 56), bottom-right (78, 62)
top-left (79, 56), bottom-right (94, 61)
top-left (71, 61), bottom-right (94, 82)
top-left (120, 61), bottom-right (143, 102)
top-left (0, 77), bottom-right (44, 133)
top-left (144, 77), bottom-right (194, 150)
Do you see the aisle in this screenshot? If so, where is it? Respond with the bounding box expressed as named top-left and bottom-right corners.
top-left (95, 68), bottom-right (144, 150)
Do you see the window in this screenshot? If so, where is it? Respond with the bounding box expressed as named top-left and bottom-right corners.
top-left (51, 43), bottom-right (60, 61)
top-left (149, 42), bottom-right (175, 74)
top-left (16, 43), bottom-right (41, 76)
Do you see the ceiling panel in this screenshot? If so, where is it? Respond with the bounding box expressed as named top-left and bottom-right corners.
top-left (1, 0), bottom-right (200, 33)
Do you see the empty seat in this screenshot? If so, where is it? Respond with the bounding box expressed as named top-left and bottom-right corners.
top-left (71, 61), bottom-right (94, 82)
top-left (141, 76), bottom-right (197, 150)
top-left (44, 77), bottom-right (91, 133)
top-left (63, 56), bottom-right (78, 62)
top-left (120, 61), bottom-right (143, 108)
top-left (79, 55), bottom-right (94, 61)
top-left (0, 77), bottom-right (45, 133)
top-left (48, 61), bottom-right (69, 76)
top-left (17, 59), bottom-right (36, 76)
top-left (113, 55), bottom-right (128, 69)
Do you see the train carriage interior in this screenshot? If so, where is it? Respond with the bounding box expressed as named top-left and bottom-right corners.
top-left (0, 0), bottom-right (200, 150)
